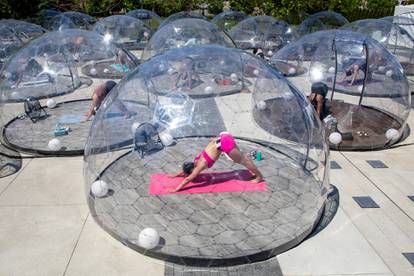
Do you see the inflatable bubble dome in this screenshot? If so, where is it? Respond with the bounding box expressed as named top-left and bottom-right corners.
top-left (84, 45), bottom-right (329, 266)
top-left (271, 30), bottom-right (411, 150)
top-left (0, 20), bottom-right (46, 71)
top-left (93, 15), bottom-right (152, 51)
top-left (211, 11), bottom-right (248, 32)
top-left (47, 11), bottom-right (96, 31)
top-left (0, 29), bottom-right (138, 103)
top-left (229, 16), bottom-right (297, 59)
top-left (126, 9), bottom-right (162, 30)
top-left (341, 19), bottom-right (414, 76)
top-left (159, 11), bottom-right (208, 28)
top-left (297, 11), bottom-right (349, 37)
top-left (141, 18), bottom-right (236, 61)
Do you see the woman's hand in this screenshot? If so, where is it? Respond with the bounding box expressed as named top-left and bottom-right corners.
top-left (167, 187), bottom-right (180, 193)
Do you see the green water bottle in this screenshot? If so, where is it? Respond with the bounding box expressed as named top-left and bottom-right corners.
top-left (256, 151), bottom-right (262, 161)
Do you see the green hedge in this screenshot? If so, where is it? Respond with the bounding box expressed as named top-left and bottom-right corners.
top-left (0, 0), bottom-right (397, 24)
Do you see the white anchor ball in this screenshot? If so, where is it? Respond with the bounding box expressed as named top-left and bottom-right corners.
top-left (267, 50), bottom-right (273, 56)
top-left (167, 68), bottom-right (174, 75)
top-left (103, 68), bottom-right (110, 74)
top-left (46, 98), bottom-right (57, 109)
top-left (253, 69), bottom-right (259, 76)
top-left (328, 67), bottom-right (335, 74)
top-left (204, 86), bottom-right (213, 93)
top-left (385, 70), bottom-right (393, 77)
top-left (89, 67), bottom-right (97, 75)
top-left (385, 128), bottom-right (399, 141)
top-left (257, 100), bottom-right (267, 110)
top-left (329, 132), bottom-right (342, 145)
top-left (288, 67), bottom-right (296, 75)
top-left (160, 131), bottom-right (173, 146)
top-left (91, 180), bottom-right (109, 198)
top-left (138, 228), bottom-right (160, 249)
top-left (230, 73), bottom-right (238, 82)
top-left (48, 138), bottom-right (62, 151)
top-left (378, 66), bottom-right (385, 73)
top-left (131, 122), bottom-right (140, 133)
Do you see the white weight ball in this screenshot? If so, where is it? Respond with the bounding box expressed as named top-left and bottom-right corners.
top-left (89, 67), bottom-right (97, 75)
top-left (253, 69), bottom-right (259, 76)
top-left (158, 63), bottom-right (165, 71)
top-left (385, 70), bottom-right (393, 77)
top-left (378, 66), bottom-right (385, 73)
top-left (328, 67), bottom-right (335, 74)
top-left (160, 131), bottom-right (174, 146)
top-left (204, 86), bottom-right (213, 93)
top-left (103, 68), bottom-right (110, 74)
top-left (288, 67), bottom-right (296, 75)
top-left (220, 59), bottom-right (226, 65)
top-left (267, 50), bottom-right (273, 56)
top-left (358, 85), bottom-right (363, 92)
top-left (257, 100), bottom-right (267, 110)
top-left (329, 132), bottom-right (342, 145)
top-left (167, 68), bottom-right (174, 75)
top-left (385, 128), bottom-right (399, 141)
top-left (48, 138), bottom-right (62, 151)
top-left (46, 98), bottom-right (57, 109)
top-left (91, 180), bottom-right (109, 198)
top-left (230, 73), bottom-right (238, 82)
top-left (143, 31), bottom-right (149, 38)
top-left (131, 122), bottom-right (140, 133)
top-left (138, 228), bottom-right (160, 250)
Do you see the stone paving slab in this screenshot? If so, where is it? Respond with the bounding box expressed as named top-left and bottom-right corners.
top-left (3, 100), bottom-right (151, 156)
top-left (90, 137), bottom-right (325, 265)
top-left (0, 143), bottom-right (22, 178)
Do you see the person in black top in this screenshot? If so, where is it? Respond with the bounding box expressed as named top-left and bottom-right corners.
top-left (308, 82), bottom-right (329, 120)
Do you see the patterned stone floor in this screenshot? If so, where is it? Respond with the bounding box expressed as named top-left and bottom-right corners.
top-left (90, 137), bottom-right (325, 264)
top-left (0, 143), bottom-right (22, 178)
top-left (3, 100), bottom-right (150, 156)
top-left (3, 76), bottom-right (92, 103)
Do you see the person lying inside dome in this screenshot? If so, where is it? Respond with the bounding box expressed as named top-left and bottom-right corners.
top-left (340, 57), bottom-right (366, 85)
top-left (84, 80), bottom-right (130, 121)
top-left (308, 82), bottom-right (329, 120)
top-left (168, 132), bottom-right (264, 192)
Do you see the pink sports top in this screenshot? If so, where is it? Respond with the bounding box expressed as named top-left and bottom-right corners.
top-left (194, 150), bottom-right (215, 168)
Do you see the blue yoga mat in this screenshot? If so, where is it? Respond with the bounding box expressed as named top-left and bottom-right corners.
top-left (58, 114), bottom-right (84, 124)
top-left (110, 64), bottom-right (130, 73)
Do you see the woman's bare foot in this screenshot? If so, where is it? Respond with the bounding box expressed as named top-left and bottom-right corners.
top-left (251, 176), bottom-right (264, 183)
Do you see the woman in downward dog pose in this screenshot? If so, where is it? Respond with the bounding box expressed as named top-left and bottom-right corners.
top-left (168, 132), bottom-right (264, 192)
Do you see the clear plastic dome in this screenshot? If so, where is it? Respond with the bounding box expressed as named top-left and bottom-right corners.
top-left (141, 18), bottom-right (236, 61)
top-left (159, 11), bottom-right (208, 28)
top-left (297, 11), bottom-right (349, 37)
top-left (126, 9), bottom-right (162, 30)
top-left (47, 11), bottom-right (96, 31)
top-left (0, 20), bottom-right (46, 71)
top-left (84, 45), bottom-right (329, 265)
top-left (341, 19), bottom-right (414, 76)
top-left (271, 30), bottom-right (411, 150)
top-left (93, 15), bottom-right (152, 51)
top-left (211, 11), bottom-right (248, 32)
top-left (383, 15), bottom-right (414, 39)
top-left (0, 29), bottom-right (138, 103)
top-left (229, 16), bottom-right (297, 58)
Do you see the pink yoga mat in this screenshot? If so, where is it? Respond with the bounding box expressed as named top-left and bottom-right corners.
top-left (149, 170), bottom-right (267, 195)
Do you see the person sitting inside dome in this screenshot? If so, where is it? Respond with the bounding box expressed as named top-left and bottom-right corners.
top-left (308, 82), bottom-right (330, 120)
top-left (84, 80), bottom-right (129, 121)
top-left (173, 57), bottom-right (202, 90)
top-left (168, 132), bottom-right (264, 192)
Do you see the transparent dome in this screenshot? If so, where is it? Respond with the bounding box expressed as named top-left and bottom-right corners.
top-left (297, 11), bottom-right (349, 37)
top-left (47, 11), bottom-right (96, 31)
top-left (84, 45), bottom-right (329, 265)
top-left (126, 9), bottom-right (162, 30)
top-left (0, 20), bottom-right (46, 71)
top-left (229, 16), bottom-right (297, 58)
top-left (341, 19), bottom-right (414, 76)
top-left (159, 11), bottom-right (208, 28)
top-left (141, 18), bottom-right (235, 61)
top-left (211, 11), bottom-right (248, 32)
top-left (271, 30), bottom-right (411, 150)
top-left (0, 29), bottom-right (138, 103)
